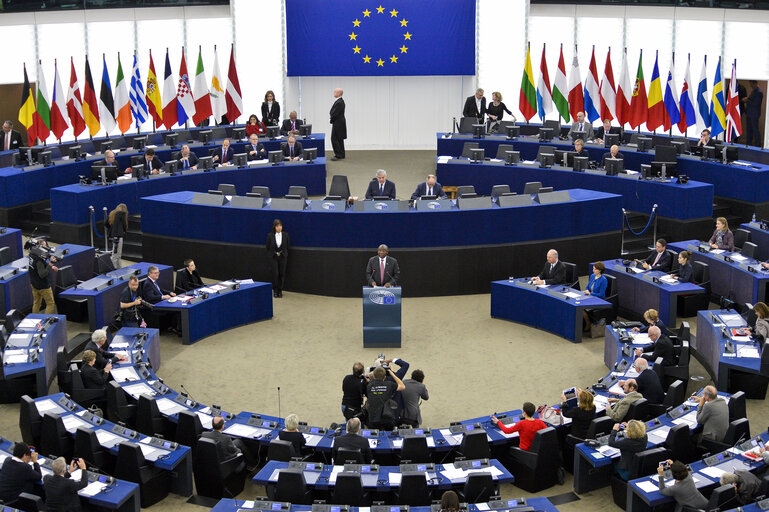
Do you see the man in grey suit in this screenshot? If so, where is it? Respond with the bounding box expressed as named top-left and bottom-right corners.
top-left (366, 244), bottom-right (400, 287)
top-left (201, 416), bottom-right (252, 471)
top-left (567, 111), bottom-right (594, 140)
top-left (400, 369), bottom-right (429, 427)
top-left (605, 379), bottom-right (643, 422)
top-left (695, 385), bottom-right (729, 443)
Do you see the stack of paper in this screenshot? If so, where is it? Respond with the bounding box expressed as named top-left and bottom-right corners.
top-left (303, 434), bottom-right (323, 447)
top-left (35, 399), bottom-right (64, 415)
top-left (95, 430), bottom-right (123, 448)
top-left (18, 319), bottom-right (40, 329)
top-left (738, 347), bottom-right (760, 358)
top-left (78, 481), bottom-right (106, 497)
top-left (596, 445), bottom-right (620, 457)
top-left (636, 480), bottom-right (659, 493)
top-left (223, 423), bottom-right (266, 439)
top-left (647, 426), bottom-right (671, 443)
top-left (110, 366), bottom-right (141, 382)
top-left (4, 349), bottom-right (29, 364)
top-left (195, 411), bottom-right (214, 429)
top-left (437, 429), bottom-right (464, 446)
top-left (672, 411), bottom-right (698, 428)
top-left (121, 382), bottom-right (156, 399)
top-left (700, 466), bottom-right (727, 479)
top-left (155, 398), bottom-right (188, 416)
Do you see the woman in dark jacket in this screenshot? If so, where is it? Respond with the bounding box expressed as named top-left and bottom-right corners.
top-left (673, 251), bottom-right (693, 283)
top-left (106, 203), bottom-right (128, 269)
top-left (261, 90), bottom-right (280, 126)
top-left (266, 219), bottom-right (289, 297)
top-left (609, 419), bottom-right (647, 481)
top-left (176, 259), bottom-right (203, 292)
top-left (561, 388), bottom-right (596, 440)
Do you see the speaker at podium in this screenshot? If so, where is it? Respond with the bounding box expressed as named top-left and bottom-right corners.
top-left (363, 286), bottom-right (402, 348)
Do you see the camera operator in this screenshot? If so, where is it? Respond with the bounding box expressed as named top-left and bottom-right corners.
top-left (365, 354), bottom-right (409, 426)
top-left (341, 362), bottom-right (369, 421)
top-left (119, 275), bottom-right (147, 328)
top-left (26, 239), bottom-right (58, 314)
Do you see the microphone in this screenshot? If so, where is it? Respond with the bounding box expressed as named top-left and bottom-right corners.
top-left (277, 386), bottom-right (281, 419)
top-left (386, 271), bottom-right (396, 286)
top-left (179, 384), bottom-right (195, 402)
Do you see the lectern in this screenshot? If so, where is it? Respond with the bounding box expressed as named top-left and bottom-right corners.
top-left (362, 286), bottom-right (402, 347)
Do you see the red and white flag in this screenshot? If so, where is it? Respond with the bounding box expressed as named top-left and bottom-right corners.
top-left (66, 58), bottom-right (86, 137)
top-left (50, 60), bottom-right (70, 140)
top-left (615, 49), bottom-right (632, 127)
top-left (725, 60), bottom-right (742, 143)
top-left (599, 49), bottom-right (616, 122)
top-left (225, 44), bottom-right (242, 123)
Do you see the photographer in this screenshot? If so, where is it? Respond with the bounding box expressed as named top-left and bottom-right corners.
top-left (119, 275), bottom-right (147, 328)
top-left (365, 365), bottom-right (405, 430)
top-left (341, 362), bottom-right (369, 421)
top-left (26, 238), bottom-right (58, 314)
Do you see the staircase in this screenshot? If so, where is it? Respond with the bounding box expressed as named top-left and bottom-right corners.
top-left (621, 211), bottom-right (668, 261)
top-left (122, 215), bottom-right (143, 262)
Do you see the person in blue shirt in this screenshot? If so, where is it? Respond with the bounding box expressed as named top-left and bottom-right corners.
top-left (583, 261), bottom-right (608, 333)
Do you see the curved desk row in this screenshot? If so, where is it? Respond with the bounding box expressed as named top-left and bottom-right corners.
top-left (212, 498), bottom-right (560, 512)
top-left (49, 158), bottom-right (327, 245)
top-left (140, 189), bottom-right (622, 297)
top-left (0, 132), bottom-right (325, 227)
top-left (743, 221), bottom-right (769, 262)
top-left (0, 227), bottom-right (22, 261)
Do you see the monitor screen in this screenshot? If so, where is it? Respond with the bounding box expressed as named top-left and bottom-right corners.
top-left (637, 136), bottom-right (653, 152)
top-left (37, 150), bottom-right (52, 166)
top-left (268, 150), bottom-right (283, 164)
top-left (68, 145), bottom-right (83, 160)
top-left (164, 160), bottom-right (178, 174)
top-left (538, 127), bottom-right (555, 141)
top-left (655, 145), bottom-right (677, 163)
top-left (701, 145), bottom-right (716, 160)
top-left (131, 164), bottom-right (145, 179)
top-left (91, 165), bottom-right (118, 182)
top-left (553, 149), bottom-right (569, 166)
top-left (604, 157), bottom-right (624, 175)
top-left (198, 155), bottom-right (213, 170)
top-left (303, 147), bottom-right (317, 161)
top-left (572, 156), bottom-right (589, 172)
top-left (232, 153), bottom-right (247, 167)
top-left (163, 132), bottom-right (178, 147)
top-left (198, 130), bottom-right (213, 144)
top-left (300, 124), bottom-right (312, 137)
top-left (504, 125), bottom-right (520, 139)
top-left (651, 161), bottom-right (678, 178)
top-left (469, 148), bottom-right (484, 161)
top-left (99, 140), bottom-right (114, 153)
top-left (604, 133), bottom-right (620, 148)
top-left (132, 136), bottom-right (147, 150)
top-left (570, 130), bottom-right (586, 142)
top-left (539, 153), bottom-right (555, 168)
top-left (472, 123), bottom-right (485, 139)
top-left (505, 151), bottom-right (520, 164)
top-left (266, 125), bottom-right (280, 140)
top-left (544, 119), bottom-right (561, 132)
top-left (232, 127), bottom-right (246, 140)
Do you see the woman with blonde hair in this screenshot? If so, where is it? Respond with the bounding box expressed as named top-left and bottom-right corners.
top-left (278, 413), bottom-right (306, 456)
top-left (609, 419), bottom-right (647, 480)
top-left (709, 217), bottom-right (734, 251)
top-left (106, 203), bottom-right (128, 268)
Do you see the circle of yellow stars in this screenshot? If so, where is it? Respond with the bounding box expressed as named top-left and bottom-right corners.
top-left (349, 5), bottom-right (412, 67)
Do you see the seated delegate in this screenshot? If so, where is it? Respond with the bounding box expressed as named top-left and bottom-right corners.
top-left (708, 217), bottom-right (735, 251)
top-left (672, 250), bottom-right (693, 283)
top-left (609, 419), bottom-right (647, 480)
top-left (694, 385), bottom-right (729, 444)
top-left (720, 469), bottom-right (762, 506)
top-left (278, 413), bottom-right (307, 456)
top-left (246, 114), bottom-right (266, 136)
top-left (639, 238), bottom-right (672, 272)
top-left (605, 379), bottom-right (643, 422)
top-left (657, 459), bottom-right (708, 511)
top-left (246, 133), bottom-right (267, 161)
top-left (560, 388), bottom-right (595, 440)
top-left (491, 401), bottom-right (546, 451)
top-left (212, 138), bottom-right (234, 166)
top-left (176, 259), bottom-right (203, 292)
top-left (567, 111), bottom-right (594, 140)
top-left (583, 261), bottom-right (607, 332)
top-left (333, 417), bottom-right (373, 462)
top-left (175, 145), bottom-right (198, 170)
top-left (623, 357), bottom-right (664, 405)
top-left (749, 301), bottom-right (769, 347)
top-left (365, 169), bottom-right (396, 200)
top-left (634, 325), bottom-right (675, 366)
top-left (80, 350), bottom-right (111, 390)
top-left (281, 135), bottom-right (303, 161)
top-left (531, 249), bottom-right (567, 286)
top-left (0, 442), bottom-right (41, 506)
top-left (602, 144), bottom-right (624, 167)
top-left (594, 119), bottom-right (620, 144)
top-left (411, 174), bottom-right (447, 200)
top-left (125, 147), bottom-right (162, 175)
top-left (631, 308), bottom-right (672, 337)
top-left (281, 111), bottom-right (303, 136)
top-left (43, 457), bottom-right (88, 512)
top-left (572, 138), bottom-right (589, 159)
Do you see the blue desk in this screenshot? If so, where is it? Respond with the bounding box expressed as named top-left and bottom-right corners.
top-left (0, 437), bottom-right (140, 512)
top-left (600, 259), bottom-right (704, 325)
top-left (50, 158), bottom-right (328, 226)
top-left (668, 240), bottom-right (769, 305)
top-left (436, 157), bottom-right (714, 220)
top-left (491, 279), bottom-right (611, 343)
top-left (695, 309), bottom-right (765, 392)
top-left (30, 391), bottom-right (193, 496)
top-left (627, 431), bottom-right (769, 512)
top-left (2, 314), bottom-right (65, 398)
top-left (0, 227), bottom-right (22, 259)
top-left (58, 262), bottom-right (173, 331)
top-left (211, 498), bottom-right (560, 512)
top-left (742, 221), bottom-right (769, 262)
top-left (150, 281), bottom-right (272, 345)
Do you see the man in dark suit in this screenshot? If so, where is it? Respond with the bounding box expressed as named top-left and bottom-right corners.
top-left (280, 111), bottom-right (303, 136)
top-left (567, 112), bottom-right (594, 140)
top-left (124, 147), bottom-right (163, 175)
top-left (84, 329), bottom-right (124, 370)
top-left (635, 326), bottom-right (676, 366)
top-left (175, 145), bottom-right (199, 170)
top-left (43, 457), bottom-right (88, 512)
top-left (697, 129), bottom-right (716, 149)
top-left (142, 265), bottom-right (175, 304)
top-left (366, 244), bottom-right (400, 287)
top-left (94, 149), bottom-right (117, 167)
top-left (746, 80), bottom-right (764, 147)
top-left (176, 259), bottom-right (203, 292)
top-left (594, 119), bottom-right (620, 143)
top-left (212, 138), bottom-right (234, 165)
top-left (330, 88), bottom-right (346, 160)
top-left (80, 350), bottom-right (111, 389)
top-left (411, 174), bottom-right (447, 200)
top-left (532, 249), bottom-right (567, 285)
top-left (641, 238), bottom-right (672, 272)
top-left (623, 357), bottom-right (664, 404)
top-left (1, 120), bottom-right (24, 152)
top-left (0, 442), bottom-right (41, 506)
top-left (463, 88), bottom-right (486, 120)
top-left (332, 417), bottom-right (373, 463)
top-left (201, 416), bottom-right (253, 470)
top-left (246, 133), bottom-right (267, 161)
top-left (281, 135), bottom-right (303, 161)
top-left (602, 144), bottom-right (624, 168)
top-left (365, 169), bottom-right (396, 199)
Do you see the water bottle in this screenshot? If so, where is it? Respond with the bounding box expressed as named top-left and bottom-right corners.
top-left (752, 213), bottom-right (757, 223)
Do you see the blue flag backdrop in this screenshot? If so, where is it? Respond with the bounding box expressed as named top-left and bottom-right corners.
top-left (286, 0), bottom-right (476, 76)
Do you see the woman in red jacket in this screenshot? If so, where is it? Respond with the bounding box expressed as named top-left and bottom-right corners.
top-left (245, 114), bottom-right (265, 136)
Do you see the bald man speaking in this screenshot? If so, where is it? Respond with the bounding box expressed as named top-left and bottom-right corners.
top-left (366, 244), bottom-right (400, 288)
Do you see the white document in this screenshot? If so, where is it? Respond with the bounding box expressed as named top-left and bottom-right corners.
top-left (672, 411), bottom-right (698, 428)
top-left (475, 504), bottom-right (491, 511)
top-left (389, 472), bottom-right (402, 485)
top-left (303, 434), bottom-right (323, 447)
top-left (719, 313), bottom-right (744, 326)
top-left (4, 351), bottom-right (29, 364)
top-left (368, 438), bottom-right (378, 449)
top-left (636, 480), bottom-right (659, 494)
top-left (608, 383), bottom-right (625, 395)
top-left (241, 501), bottom-right (256, 509)
top-left (7, 334), bottom-right (32, 345)
top-left (564, 291), bottom-right (582, 299)
top-left (78, 481), bottom-right (106, 497)
top-left (137, 442), bottom-right (167, 461)
top-left (647, 426), bottom-right (671, 443)
top-left (61, 415), bottom-right (90, 433)
top-left (109, 340), bottom-right (130, 349)
top-left (700, 466), bottom-right (727, 479)
top-left (121, 382), bottom-right (155, 399)
top-left (738, 347), bottom-right (760, 358)
top-left (95, 430), bottom-right (122, 447)
top-left (631, 333), bottom-right (651, 345)
top-left (155, 398), bottom-right (188, 415)
top-left (596, 445), bottom-right (620, 457)
top-left (35, 399), bottom-right (63, 415)
top-left (110, 366), bottom-right (140, 382)
top-left (18, 319), bottom-right (39, 328)
top-left (710, 249), bottom-right (725, 254)
top-left (437, 156), bottom-right (451, 164)
top-left (195, 412), bottom-right (214, 429)
top-left (223, 423), bottom-right (263, 438)
top-left (629, 267), bottom-right (645, 274)
top-left (659, 276), bottom-right (678, 285)
top-left (731, 254), bottom-right (748, 262)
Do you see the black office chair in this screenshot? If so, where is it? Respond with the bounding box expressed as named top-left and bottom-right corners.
top-left (176, 410), bottom-right (204, 458)
top-left (562, 262), bottom-right (579, 290)
top-left (287, 186), bottom-right (308, 199)
top-left (217, 183), bottom-right (237, 196)
top-left (272, 468), bottom-right (313, 504)
top-left (728, 391), bottom-right (747, 421)
top-left (699, 418), bottom-right (750, 454)
top-left (586, 417), bottom-right (615, 439)
top-left (461, 142), bottom-right (479, 158)
top-left (523, 182), bottom-right (543, 195)
top-left (40, 413), bottom-right (74, 460)
top-left (400, 435), bottom-right (430, 463)
top-left (598, 274), bottom-right (619, 324)
top-left (506, 427), bottom-right (561, 492)
top-left (664, 341), bottom-right (690, 388)
top-left (106, 380), bottom-right (137, 426)
top-left (56, 347), bottom-right (73, 395)
top-left (137, 394), bottom-right (175, 440)
top-left (734, 228), bottom-right (751, 250)
top-left (611, 446), bottom-right (670, 509)
top-left (70, 363), bottom-right (106, 410)
top-left (457, 429), bottom-right (491, 460)
top-left (682, 484), bottom-right (736, 512)
top-left (251, 186), bottom-right (271, 198)
top-left (649, 379), bottom-right (686, 418)
top-left (334, 447), bottom-right (365, 465)
top-left (668, 250), bottom-right (680, 274)
top-left (268, 439), bottom-right (294, 462)
top-left (742, 241), bottom-right (758, 260)
top-left (623, 398), bottom-right (650, 422)
top-left (54, 265), bottom-right (87, 321)
top-left (536, 146), bottom-right (556, 161)
top-left (331, 472), bottom-right (370, 506)
top-left (75, 426), bottom-right (115, 475)
top-left (93, 252), bottom-right (116, 274)
top-left (678, 321), bottom-right (691, 342)
top-left (0, 246), bottom-right (12, 266)
top-left (678, 262), bottom-right (710, 317)
top-left (173, 268), bottom-right (188, 295)
top-left (729, 349), bottom-right (769, 398)
top-left (459, 472), bottom-right (496, 503)
top-left (5, 309), bottom-right (23, 334)
top-left (329, 175), bottom-right (351, 199)
top-left (663, 424), bottom-right (698, 464)
top-left (651, 356), bottom-right (665, 386)
top-left (495, 144), bottom-right (515, 160)
top-left (15, 492), bottom-right (47, 511)
top-left (456, 185), bottom-right (476, 198)
top-left (490, 185), bottom-right (511, 198)
top-left (115, 442), bottom-right (172, 508)
top-left (19, 394), bottom-right (43, 446)
top-left (193, 437), bottom-right (246, 499)
top-left (396, 471), bottom-right (431, 506)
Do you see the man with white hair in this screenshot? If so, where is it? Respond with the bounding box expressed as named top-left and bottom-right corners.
top-left (621, 358), bottom-right (664, 404)
top-left (333, 417), bottom-right (373, 462)
top-left (463, 88), bottom-right (486, 121)
top-left (695, 385), bottom-right (729, 443)
top-left (532, 249), bottom-right (567, 286)
top-left (329, 88), bottom-right (346, 160)
top-left (635, 326), bottom-right (675, 366)
top-left (720, 469), bottom-right (761, 505)
top-left (83, 329), bottom-right (126, 370)
top-left (365, 169), bottom-right (396, 200)
top-left (43, 456), bottom-right (87, 511)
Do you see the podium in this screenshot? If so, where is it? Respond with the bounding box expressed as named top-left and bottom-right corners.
top-left (362, 286), bottom-right (402, 347)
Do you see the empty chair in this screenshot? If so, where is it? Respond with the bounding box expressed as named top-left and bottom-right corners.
top-left (495, 144), bottom-right (515, 160)
top-left (93, 252), bottom-right (115, 274)
top-left (176, 410), bottom-right (204, 458)
top-left (251, 186), bottom-right (271, 198)
top-left (15, 493), bottom-right (46, 512)
top-left (523, 182), bottom-right (542, 195)
top-left (728, 391), bottom-right (746, 421)
top-left (650, 379), bottom-right (686, 417)
top-left (334, 447), bottom-right (364, 465)
top-left (115, 442), bottom-right (171, 508)
top-left (461, 142), bottom-right (479, 158)
top-left (0, 246), bottom-right (12, 266)
top-left (734, 228), bottom-right (751, 249)
top-left (742, 241), bottom-right (758, 259)
top-left (562, 261), bottom-right (579, 289)
top-left (5, 309), bottom-right (23, 334)
top-left (329, 175), bottom-right (351, 199)
top-left (137, 394), bottom-right (174, 439)
top-left (40, 413), bottom-right (74, 460)
top-left (331, 472), bottom-right (370, 506)
top-left (456, 185), bottom-right (476, 198)
top-left (701, 484), bottom-right (737, 511)
top-left (75, 427), bottom-right (114, 475)
top-left (700, 418), bottom-right (750, 454)
top-left (461, 472), bottom-right (496, 503)
top-left (663, 424), bottom-right (698, 464)
top-left (400, 436), bottom-right (430, 463)
top-left (678, 321), bottom-right (691, 342)
top-left (678, 262), bottom-right (710, 317)
top-left (396, 471), bottom-right (431, 506)
top-left (271, 468), bottom-right (313, 504)
top-left (490, 185), bottom-right (511, 198)
top-left (217, 183), bottom-right (237, 196)
top-left (602, 274), bottom-right (619, 324)
top-left (587, 416), bottom-right (615, 439)
top-left (506, 427), bottom-right (561, 492)
top-left (19, 394), bottom-right (43, 446)
top-left (457, 429), bottom-right (491, 460)
top-left (287, 185), bottom-right (308, 199)
top-left (54, 266), bottom-right (78, 293)
top-left (268, 439), bottom-right (293, 462)
top-left (193, 437), bottom-right (246, 499)
top-left (56, 347), bottom-right (73, 396)
top-left (106, 380), bottom-right (137, 426)
top-left (664, 341), bottom-right (690, 388)
top-left (54, 265), bottom-right (87, 321)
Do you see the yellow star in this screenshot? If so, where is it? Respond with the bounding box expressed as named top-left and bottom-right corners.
top-left (352, 19), bottom-right (361, 27)
top-left (390, 8), bottom-right (398, 16)
top-left (349, 32), bottom-right (357, 40)
top-left (376, 58), bottom-right (385, 67)
top-left (390, 55), bottom-right (398, 63)
top-left (376, 5), bottom-right (385, 13)
top-left (363, 8), bottom-right (371, 17)
top-left (363, 55), bottom-right (371, 63)
top-left (399, 45), bottom-right (408, 53)
top-left (400, 18), bottom-right (408, 27)
top-left (353, 45), bottom-right (361, 54)
top-left (403, 31), bottom-right (412, 40)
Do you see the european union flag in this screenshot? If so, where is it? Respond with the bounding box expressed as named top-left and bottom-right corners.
top-left (286, 0), bottom-right (476, 76)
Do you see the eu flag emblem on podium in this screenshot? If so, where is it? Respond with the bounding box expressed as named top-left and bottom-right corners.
top-left (286, 0), bottom-right (476, 76)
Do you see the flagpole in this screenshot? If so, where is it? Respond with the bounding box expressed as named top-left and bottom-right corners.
top-left (668, 52), bottom-right (674, 137)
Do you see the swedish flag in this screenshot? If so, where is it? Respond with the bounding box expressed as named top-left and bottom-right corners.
top-left (709, 57), bottom-right (726, 137)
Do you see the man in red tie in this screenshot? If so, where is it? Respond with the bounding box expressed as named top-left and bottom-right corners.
top-left (641, 238), bottom-right (672, 272)
top-left (366, 244), bottom-right (400, 288)
top-left (1, 121), bottom-right (23, 152)
top-left (281, 111), bottom-right (303, 136)
top-left (212, 138), bottom-right (233, 166)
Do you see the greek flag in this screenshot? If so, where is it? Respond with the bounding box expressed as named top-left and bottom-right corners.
top-left (130, 53), bottom-right (148, 127)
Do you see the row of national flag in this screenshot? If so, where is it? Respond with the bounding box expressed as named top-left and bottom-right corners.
top-left (519, 43), bottom-right (742, 140)
top-left (18, 45), bottom-right (243, 144)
